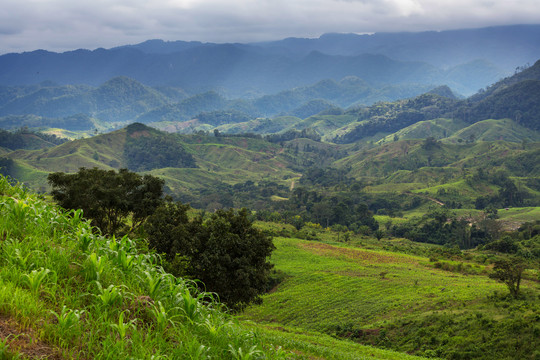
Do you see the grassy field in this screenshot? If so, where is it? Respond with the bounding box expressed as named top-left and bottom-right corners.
top-left (242, 236), bottom-right (540, 359)
top-left (242, 237), bottom-right (500, 330)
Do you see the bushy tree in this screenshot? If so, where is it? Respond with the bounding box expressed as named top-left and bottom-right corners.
top-left (146, 204), bottom-right (275, 310)
top-left (48, 167), bottom-right (164, 235)
top-left (489, 258), bottom-right (527, 298)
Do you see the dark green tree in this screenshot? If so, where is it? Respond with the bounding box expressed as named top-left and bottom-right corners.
top-left (146, 205), bottom-right (275, 310)
top-left (0, 158), bottom-right (15, 178)
top-left (48, 167), bottom-right (164, 235)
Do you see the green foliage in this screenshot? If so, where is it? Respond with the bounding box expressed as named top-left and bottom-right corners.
top-left (335, 93), bottom-right (457, 143)
top-left (146, 204), bottom-right (275, 309)
top-left (488, 258), bottom-right (527, 298)
top-left (124, 123), bottom-right (197, 171)
top-left (0, 157), bottom-right (15, 178)
top-left (48, 167), bottom-right (164, 235)
top-left (2, 175), bottom-right (332, 359)
top-left (243, 235), bottom-right (540, 360)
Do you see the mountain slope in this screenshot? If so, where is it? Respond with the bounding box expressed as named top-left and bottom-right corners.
top-left (3, 124), bottom-right (300, 194)
top-left (2, 26), bottom-right (531, 95)
top-left (256, 24), bottom-right (540, 70)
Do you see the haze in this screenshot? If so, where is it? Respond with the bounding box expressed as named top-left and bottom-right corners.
top-left (2, 0), bottom-right (540, 54)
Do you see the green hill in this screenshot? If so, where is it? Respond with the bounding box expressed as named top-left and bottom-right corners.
top-left (0, 174), bottom-right (434, 360)
top-left (242, 235), bottom-right (540, 359)
top-left (217, 116), bottom-right (302, 135)
top-left (376, 118), bottom-right (468, 144)
top-left (445, 118), bottom-right (540, 143)
top-left (3, 124), bottom-right (300, 196)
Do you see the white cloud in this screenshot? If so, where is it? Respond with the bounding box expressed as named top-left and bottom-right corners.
top-left (1, 0), bottom-right (539, 53)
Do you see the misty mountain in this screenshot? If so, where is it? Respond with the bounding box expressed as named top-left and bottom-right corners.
top-left (255, 25), bottom-right (540, 70)
top-left (2, 25), bottom-right (534, 96)
top-left (0, 75), bottom-right (435, 127)
top-left (0, 76), bottom-right (171, 122)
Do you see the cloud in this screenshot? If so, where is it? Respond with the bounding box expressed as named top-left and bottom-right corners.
top-left (1, 0), bottom-right (540, 53)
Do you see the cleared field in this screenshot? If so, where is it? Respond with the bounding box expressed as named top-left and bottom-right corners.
top-left (242, 236), bottom-right (540, 359)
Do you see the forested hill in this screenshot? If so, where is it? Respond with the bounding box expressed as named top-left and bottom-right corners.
top-left (332, 60), bottom-right (540, 143)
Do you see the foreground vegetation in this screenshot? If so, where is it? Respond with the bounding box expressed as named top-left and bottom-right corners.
top-left (0, 175), bottom-right (431, 359)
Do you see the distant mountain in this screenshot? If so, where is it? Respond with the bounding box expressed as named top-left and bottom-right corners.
top-left (455, 60), bottom-right (540, 130)
top-left (333, 60), bottom-right (540, 143)
top-left (256, 25), bottom-right (540, 70)
top-left (0, 77), bottom-right (172, 123)
top-left (3, 25), bottom-right (536, 96)
top-left (0, 46), bottom-right (443, 94)
top-left (0, 76), bottom-right (435, 128)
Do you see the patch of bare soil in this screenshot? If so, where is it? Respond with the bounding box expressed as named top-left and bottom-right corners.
top-left (299, 242), bottom-right (419, 265)
top-left (0, 315), bottom-right (63, 359)
top-left (128, 130), bottom-right (151, 138)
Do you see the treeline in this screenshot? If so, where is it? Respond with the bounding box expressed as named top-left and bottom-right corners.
top-left (0, 114), bottom-right (95, 131)
top-left (0, 157), bottom-right (14, 178)
top-left (470, 169), bottom-right (529, 209)
top-left (265, 128), bottom-right (321, 143)
top-left (334, 93), bottom-right (457, 143)
top-left (457, 80), bottom-right (540, 130)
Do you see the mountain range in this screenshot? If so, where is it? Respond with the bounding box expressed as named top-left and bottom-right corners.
top-left (3, 25), bottom-right (540, 97)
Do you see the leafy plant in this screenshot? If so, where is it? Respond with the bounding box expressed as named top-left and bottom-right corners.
top-left (115, 249), bottom-right (136, 272)
top-left (22, 267), bottom-right (55, 296)
top-left (83, 252), bottom-right (106, 281)
top-left (50, 306), bottom-right (84, 341)
top-left (110, 311), bottom-right (136, 342)
top-left (176, 289), bottom-right (201, 325)
top-left (91, 281), bottom-right (126, 310)
top-left (149, 301), bottom-right (179, 333)
top-left (228, 344), bottom-right (263, 360)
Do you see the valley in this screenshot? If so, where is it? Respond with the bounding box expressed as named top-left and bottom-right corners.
top-left (0, 25), bottom-right (539, 359)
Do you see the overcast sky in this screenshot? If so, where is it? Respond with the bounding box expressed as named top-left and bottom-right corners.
top-left (1, 0), bottom-right (540, 54)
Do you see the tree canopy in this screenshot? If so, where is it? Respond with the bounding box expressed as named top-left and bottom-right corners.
top-left (146, 204), bottom-right (275, 310)
top-left (48, 167), bottom-right (164, 235)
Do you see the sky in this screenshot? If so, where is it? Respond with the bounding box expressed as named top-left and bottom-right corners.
top-left (1, 0), bottom-right (540, 54)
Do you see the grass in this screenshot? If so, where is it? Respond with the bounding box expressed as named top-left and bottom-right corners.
top-left (241, 236), bottom-right (540, 359)
top-left (242, 237), bottom-right (501, 330)
top-left (0, 175), bottom-right (428, 359)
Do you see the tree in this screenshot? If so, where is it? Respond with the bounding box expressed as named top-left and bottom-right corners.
top-left (146, 204), bottom-right (275, 310)
top-left (0, 157), bottom-right (15, 178)
top-left (48, 167), bottom-right (164, 235)
top-left (489, 258), bottom-right (527, 298)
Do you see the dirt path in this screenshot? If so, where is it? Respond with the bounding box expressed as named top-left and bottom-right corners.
top-left (405, 191), bottom-right (444, 206)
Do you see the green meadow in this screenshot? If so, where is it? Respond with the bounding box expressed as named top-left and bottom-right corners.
top-left (242, 236), bottom-right (540, 359)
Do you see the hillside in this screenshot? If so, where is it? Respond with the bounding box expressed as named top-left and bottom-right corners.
top-left (242, 234), bottom-right (540, 359)
top-left (2, 124), bottom-right (301, 197)
top-left (330, 60), bottom-right (540, 144)
top-left (1, 175), bottom-right (437, 359)
top-left (338, 139), bottom-right (540, 179)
